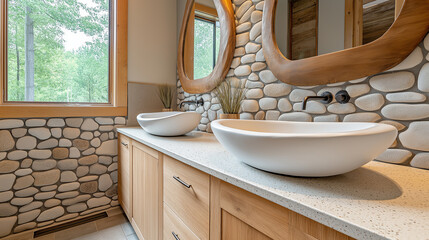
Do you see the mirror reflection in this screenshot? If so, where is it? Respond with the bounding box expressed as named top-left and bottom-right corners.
top-left (275, 0), bottom-right (397, 60)
top-left (184, 0), bottom-right (221, 79)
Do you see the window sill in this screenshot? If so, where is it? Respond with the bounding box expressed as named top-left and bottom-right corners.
top-left (0, 105), bottom-right (127, 118)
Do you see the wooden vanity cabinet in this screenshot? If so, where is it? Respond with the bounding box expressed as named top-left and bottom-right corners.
top-left (118, 136), bottom-right (163, 240)
top-left (118, 133), bottom-right (354, 240)
top-left (118, 134), bottom-right (132, 219)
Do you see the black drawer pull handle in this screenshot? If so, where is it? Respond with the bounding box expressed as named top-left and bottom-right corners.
top-left (173, 176), bottom-right (191, 188)
top-left (172, 231), bottom-right (180, 240)
top-left (121, 142), bottom-right (128, 148)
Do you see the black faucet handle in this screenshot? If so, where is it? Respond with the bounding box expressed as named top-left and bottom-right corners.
top-left (335, 90), bottom-right (351, 104)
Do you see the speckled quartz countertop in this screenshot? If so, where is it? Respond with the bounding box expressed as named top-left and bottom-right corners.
top-left (117, 127), bottom-right (429, 240)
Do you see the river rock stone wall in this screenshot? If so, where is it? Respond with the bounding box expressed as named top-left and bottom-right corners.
top-left (0, 117), bottom-right (126, 237)
top-left (177, 0), bottom-right (429, 171)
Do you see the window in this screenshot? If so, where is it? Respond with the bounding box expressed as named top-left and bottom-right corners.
top-left (0, 0), bottom-right (128, 117)
top-left (183, 3), bottom-right (219, 80)
top-left (193, 16), bottom-right (220, 79)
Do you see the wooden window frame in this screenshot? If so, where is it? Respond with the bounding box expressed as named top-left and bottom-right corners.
top-left (0, 0), bottom-right (128, 118)
top-left (184, 3), bottom-right (219, 80)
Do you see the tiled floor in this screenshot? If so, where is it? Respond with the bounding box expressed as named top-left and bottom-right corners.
top-left (36, 214), bottom-right (138, 240)
top-left (72, 222), bottom-right (137, 240)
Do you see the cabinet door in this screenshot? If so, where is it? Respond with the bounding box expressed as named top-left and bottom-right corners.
top-left (118, 134), bottom-right (132, 219)
top-left (132, 141), bottom-right (163, 240)
top-left (210, 178), bottom-right (354, 240)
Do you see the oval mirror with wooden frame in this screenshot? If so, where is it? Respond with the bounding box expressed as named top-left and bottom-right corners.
top-left (178, 0), bottom-right (236, 94)
top-left (262, 0), bottom-right (429, 86)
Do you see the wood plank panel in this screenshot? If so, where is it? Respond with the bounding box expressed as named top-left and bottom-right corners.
top-left (289, 0), bottom-right (318, 60)
top-left (363, 0), bottom-right (395, 44)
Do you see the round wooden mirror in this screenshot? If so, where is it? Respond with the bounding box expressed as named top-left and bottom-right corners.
top-left (262, 0), bottom-right (429, 86)
top-left (178, 0), bottom-right (236, 94)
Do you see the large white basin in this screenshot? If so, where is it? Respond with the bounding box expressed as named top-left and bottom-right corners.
top-left (211, 120), bottom-right (397, 177)
top-left (137, 112), bottom-right (201, 136)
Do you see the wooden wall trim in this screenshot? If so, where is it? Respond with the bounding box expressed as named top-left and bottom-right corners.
top-left (0, 105), bottom-right (127, 118)
top-left (344, 0), bottom-right (354, 49)
top-left (185, 3), bottom-right (196, 80)
top-left (115, 0), bottom-right (128, 108)
top-left (195, 3), bottom-right (218, 17)
top-left (178, 0), bottom-right (236, 94)
top-left (344, 0), bottom-right (363, 48)
top-left (263, 0), bottom-right (429, 86)
top-left (353, 0), bottom-right (363, 47)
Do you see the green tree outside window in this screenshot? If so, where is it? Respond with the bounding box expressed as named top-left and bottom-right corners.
top-left (193, 17), bottom-right (220, 80)
top-left (7, 0), bottom-right (110, 103)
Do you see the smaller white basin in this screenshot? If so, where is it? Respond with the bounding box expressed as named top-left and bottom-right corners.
top-left (211, 120), bottom-right (398, 177)
top-left (137, 112), bottom-right (201, 136)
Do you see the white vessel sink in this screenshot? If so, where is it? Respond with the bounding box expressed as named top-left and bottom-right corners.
top-left (137, 112), bottom-right (201, 136)
top-left (211, 120), bottom-right (397, 177)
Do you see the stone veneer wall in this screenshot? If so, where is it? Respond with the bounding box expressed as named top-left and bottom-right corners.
top-left (177, 0), bottom-right (429, 170)
top-left (0, 117), bottom-right (126, 237)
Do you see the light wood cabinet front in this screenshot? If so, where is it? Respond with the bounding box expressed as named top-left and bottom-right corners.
top-left (131, 141), bottom-right (163, 240)
top-left (117, 135), bottom-right (354, 240)
top-left (163, 155), bottom-right (210, 240)
top-left (163, 204), bottom-right (199, 240)
top-left (221, 210), bottom-right (272, 240)
top-left (210, 177), bottom-right (354, 240)
top-left (118, 134), bottom-right (132, 219)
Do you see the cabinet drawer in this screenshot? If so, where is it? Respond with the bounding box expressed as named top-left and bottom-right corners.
top-left (164, 204), bottom-right (199, 240)
top-left (164, 156), bottom-right (209, 240)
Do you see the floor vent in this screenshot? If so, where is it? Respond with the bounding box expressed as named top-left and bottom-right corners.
top-left (34, 212), bottom-right (108, 238)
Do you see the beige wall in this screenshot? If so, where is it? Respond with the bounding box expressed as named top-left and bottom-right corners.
top-left (128, 0), bottom-right (177, 85)
top-left (177, 0), bottom-right (187, 41)
top-left (275, 0), bottom-right (289, 56)
top-left (318, 0), bottom-right (345, 55)
top-left (127, 0), bottom-right (178, 124)
top-left (127, 83), bottom-right (165, 126)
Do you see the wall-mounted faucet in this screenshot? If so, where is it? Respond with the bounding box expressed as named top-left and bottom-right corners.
top-left (302, 90), bottom-right (351, 110)
top-left (179, 98), bottom-right (204, 109)
top-left (302, 92), bottom-right (333, 110)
